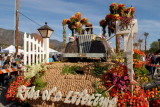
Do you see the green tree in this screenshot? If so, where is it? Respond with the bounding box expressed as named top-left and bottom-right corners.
top-left (149, 41), bottom-right (159, 53)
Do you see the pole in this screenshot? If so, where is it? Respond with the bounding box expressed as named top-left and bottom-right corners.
top-left (62, 25), bottom-right (66, 49)
top-left (145, 37), bottom-right (147, 53)
top-left (116, 34), bottom-right (121, 54)
top-left (13, 0), bottom-right (16, 46)
top-left (43, 38), bottom-right (49, 63)
top-left (15, 0), bottom-right (20, 56)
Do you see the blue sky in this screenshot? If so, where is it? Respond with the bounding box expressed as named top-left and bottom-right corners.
top-left (0, 0), bottom-right (160, 49)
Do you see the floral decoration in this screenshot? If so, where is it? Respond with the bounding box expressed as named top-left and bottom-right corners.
top-left (6, 76), bottom-right (31, 101)
top-left (100, 3), bottom-right (136, 37)
top-left (62, 12), bottom-right (92, 36)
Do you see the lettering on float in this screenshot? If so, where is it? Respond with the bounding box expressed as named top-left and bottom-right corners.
top-left (17, 85), bottom-right (117, 107)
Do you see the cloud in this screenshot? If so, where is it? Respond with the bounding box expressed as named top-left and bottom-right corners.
top-left (138, 20), bottom-right (160, 32)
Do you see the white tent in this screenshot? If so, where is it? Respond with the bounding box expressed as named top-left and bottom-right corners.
top-left (49, 48), bottom-right (61, 55)
top-left (2, 45), bottom-right (24, 53)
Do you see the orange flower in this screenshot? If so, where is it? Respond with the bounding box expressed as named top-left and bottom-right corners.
top-left (75, 22), bottom-right (82, 29)
top-left (110, 3), bottom-right (118, 9)
top-left (134, 49), bottom-right (145, 56)
top-left (118, 3), bottom-right (126, 9)
top-left (113, 14), bottom-right (121, 21)
top-left (75, 12), bottom-right (82, 21)
top-left (81, 17), bottom-right (88, 24)
top-left (86, 22), bottom-right (92, 27)
top-left (62, 19), bottom-right (69, 25)
top-left (99, 19), bottom-right (107, 27)
top-left (70, 15), bottom-right (78, 22)
top-left (105, 14), bottom-right (113, 20)
top-left (128, 7), bottom-right (135, 13)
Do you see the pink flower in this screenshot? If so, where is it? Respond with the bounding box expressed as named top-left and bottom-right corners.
top-left (124, 76), bottom-right (128, 80)
top-left (120, 80), bottom-right (125, 85)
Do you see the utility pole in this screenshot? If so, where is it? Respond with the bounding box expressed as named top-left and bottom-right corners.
top-left (15, 0), bottom-right (20, 56)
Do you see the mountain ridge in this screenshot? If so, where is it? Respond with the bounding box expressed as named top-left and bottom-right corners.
top-left (0, 28), bottom-right (63, 51)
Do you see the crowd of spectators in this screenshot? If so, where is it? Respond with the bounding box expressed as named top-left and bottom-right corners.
top-left (0, 54), bottom-right (24, 86)
top-left (145, 53), bottom-right (160, 77)
top-left (0, 53), bottom-right (23, 70)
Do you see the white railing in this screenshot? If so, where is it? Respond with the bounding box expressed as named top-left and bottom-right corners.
top-left (24, 33), bottom-right (46, 65)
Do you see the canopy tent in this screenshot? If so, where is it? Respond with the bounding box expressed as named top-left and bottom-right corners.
top-left (49, 48), bottom-right (61, 55)
top-left (2, 45), bottom-right (24, 53)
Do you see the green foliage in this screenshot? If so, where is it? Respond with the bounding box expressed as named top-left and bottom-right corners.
top-left (94, 81), bottom-right (107, 97)
top-left (32, 77), bottom-right (47, 91)
top-left (93, 62), bottom-right (107, 75)
top-left (149, 41), bottom-right (159, 53)
top-left (62, 65), bottom-right (80, 75)
top-left (134, 67), bottom-right (148, 76)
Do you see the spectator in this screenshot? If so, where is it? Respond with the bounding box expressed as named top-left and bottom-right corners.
top-left (0, 55), bottom-right (4, 70)
top-left (3, 55), bottom-right (11, 69)
top-left (156, 54), bottom-right (160, 64)
top-left (15, 55), bottom-right (21, 65)
top-left (150, 53), bottom-right (157, 77)
top-left (54, 54), bottom-right (59, 61)
top-left (49, 55), bottom-right (54, 63)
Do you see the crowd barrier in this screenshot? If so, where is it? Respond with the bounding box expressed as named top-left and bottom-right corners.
top-left (0, 68), bottom-right (17, 74)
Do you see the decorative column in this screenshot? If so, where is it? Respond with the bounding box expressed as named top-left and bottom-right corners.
top-left (43, 38), bottom-right (49, 63)
top-left (116, 34), bottom-right (121, 53)
top-left (63, 25), bottom-right (66, 49)
top-left (37, 22), bottom-right (54, 64)
top-left (116, 19), bottom-right (138, 82)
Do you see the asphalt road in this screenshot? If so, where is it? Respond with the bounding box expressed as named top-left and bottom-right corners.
top-left (0, 86), bottom-right (10, 107)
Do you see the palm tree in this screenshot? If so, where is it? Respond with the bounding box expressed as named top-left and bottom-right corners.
top-left (144, 32), bottom-right (149, 53)
top-left (133, 42), bottom-right (138, 49)
top-left (138, 39), bottom-right (143, 50)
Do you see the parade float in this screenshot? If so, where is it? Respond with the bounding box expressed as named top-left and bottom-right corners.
top-left (62, 12), bottom-right (110, 61)
top-left (5, 3), bottom-right (160, 107)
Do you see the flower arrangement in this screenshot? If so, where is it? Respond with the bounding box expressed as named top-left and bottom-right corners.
top-left (102, 62), bottom-right (160, 107)
top-left (105, 65), bottom-right (130, 91)
top-left (116, 85), bottom-right (149, 107)
top-left (118, 3), bottom-right (126, 10)
top-left (110, 3), bottom-right (118, 14)
top-left (6, 76), bottom-right (31, 101)
top-left (134, 49), bottom-right (145, 56)
top-left (100, 19), bottom-right (108, 28)
top-left (6, 63), bottom-right (48, 102)
top-left (62, 12), bottom-right (92, 36)
top-left (62, 19), bottom-right (69, 25)
top-left (113, 14), bottom-right (121, 21)
top-left (75, 12), bottom-right (82, 21)
top-left (100, 3), bottom-right (136, 37)
top-left (24, 64), bottom-right (47, 79)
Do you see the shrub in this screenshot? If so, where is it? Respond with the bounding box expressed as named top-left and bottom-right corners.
top-left (93, 62), bottom-right (106, 75)
top-left (62, 65), bottom-right (80, 75)
top-left (32, 77), bottom-right (47, 91)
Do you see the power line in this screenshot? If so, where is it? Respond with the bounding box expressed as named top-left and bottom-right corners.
top-left (19, 11), bottom-right (42, 27)
top-left (18, 11), bottom-right (62, 40)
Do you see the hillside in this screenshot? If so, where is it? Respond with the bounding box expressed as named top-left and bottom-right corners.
top-left (0, 28), bottom-right (63, 50)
